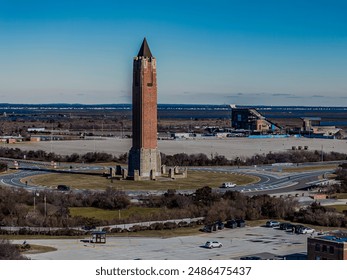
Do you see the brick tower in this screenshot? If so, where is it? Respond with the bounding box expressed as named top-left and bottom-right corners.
top-left (128, 38), bottom-right (161, 179)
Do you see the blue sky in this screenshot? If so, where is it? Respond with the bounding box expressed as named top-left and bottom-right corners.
top-left (0, 0), bottom-right (346, 106)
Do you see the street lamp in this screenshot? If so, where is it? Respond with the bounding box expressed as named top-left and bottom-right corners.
top-left (33, 191), bottom-right (39, 212)
top-left (44, 194), bottom-right (47, 217)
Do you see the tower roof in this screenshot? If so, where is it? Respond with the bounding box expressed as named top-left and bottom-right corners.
top-left (137, 38), bottom-right (153, 58)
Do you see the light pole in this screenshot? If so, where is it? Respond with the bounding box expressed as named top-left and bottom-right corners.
top-left (33, 191), bottom-right (39, 213)
top-left (50, 123), bottom-right (53, 154)
top-left (44, 194), bottom-right (47, 217)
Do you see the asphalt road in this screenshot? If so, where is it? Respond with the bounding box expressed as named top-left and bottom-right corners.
top-left (189, 165), bottom-right (335, 195)
top-left (0, 157), bottom-right (338, 196)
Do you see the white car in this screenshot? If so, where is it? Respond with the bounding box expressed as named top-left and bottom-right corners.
top-left (205, 241), bottom-right (223, 249)
top-left (220, 182), bottom-right (236, 188)
top-left (300, 227), bottom-right (315, 234)
top-left (266, 220), bottom-right (280, 227)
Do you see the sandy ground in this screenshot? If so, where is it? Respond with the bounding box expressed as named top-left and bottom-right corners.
top-left (7, 137), bottom-right (347, 160)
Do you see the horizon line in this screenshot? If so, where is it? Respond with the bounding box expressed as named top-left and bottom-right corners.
top-left (0, 103), bottom-right (347, 109)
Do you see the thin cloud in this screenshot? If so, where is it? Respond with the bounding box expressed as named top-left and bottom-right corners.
top-left (311, 95), bottom-right (325, 98)
top-left (286, 95), bottom-right (302, 99)
top-left (272, 93), bottom-right (293, 97)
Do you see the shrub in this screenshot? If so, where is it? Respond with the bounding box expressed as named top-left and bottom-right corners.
top-left (0, 239), bottom-right (28, 260)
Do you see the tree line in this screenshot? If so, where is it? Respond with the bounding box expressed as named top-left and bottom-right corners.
top-left (0, 186), bottom-right (131, 228)
top-left (162, 150), bottom-right (347, 166)
top-left (0, 147), bottom-right (128, 164)
top-left (0, 185), bottom-right (298, 228)
top-left (2, 183), bottom-right (347, 231)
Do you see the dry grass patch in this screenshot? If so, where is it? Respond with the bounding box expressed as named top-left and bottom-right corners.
top-left (325, 204), bottom-right (347, 213)
top-left (27, 170), bottom-right (259, 191)
top-left (23, 244), bottom-right (57, 254)
top-left (336, 193), bottom-right (347, 199)
top-left (69, 206), bottom-right (162, 221)
top-left (282, 164), bottom-right (338, 173)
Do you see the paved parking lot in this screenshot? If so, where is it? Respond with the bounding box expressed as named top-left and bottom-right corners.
top-left (18, 226), bottom-right (309, 260)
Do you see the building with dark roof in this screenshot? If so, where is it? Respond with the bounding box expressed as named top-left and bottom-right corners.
top-left (231, 107), bottom-right (280, 133)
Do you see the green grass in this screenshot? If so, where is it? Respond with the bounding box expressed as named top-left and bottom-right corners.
top-left (336, 193), bottom-right (347, 199)
top-left (282, 164), bottom-right (338, 173)
top-left (21, 244), bottom-right (57, 254)
top-left (27, 170), bottom-right (259, 191)
top-left (69, 206), bottom-right (162, 221)
top-left (325, 204), bottom-right (347, 213)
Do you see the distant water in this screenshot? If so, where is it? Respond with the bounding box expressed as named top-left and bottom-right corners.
top-left (0, 104), bottom-right (346, 124)
top-left (321, 121), bottom-right (347, 126)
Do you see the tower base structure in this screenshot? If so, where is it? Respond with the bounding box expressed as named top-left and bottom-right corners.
top-left (128, 147), bottom-right (161, 180)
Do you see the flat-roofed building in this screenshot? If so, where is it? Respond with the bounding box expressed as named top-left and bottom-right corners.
top-left (307, 233), bottom-right (347, 260)
top-left (301, 117), bottom-right (321, 131)
top-left (231, 108), bottom-right (280, 133)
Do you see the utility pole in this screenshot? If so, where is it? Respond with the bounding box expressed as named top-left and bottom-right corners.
top-left (44, 194), bottom-right (47, 217)
top-left (33, 191), bottom-right (39, 213)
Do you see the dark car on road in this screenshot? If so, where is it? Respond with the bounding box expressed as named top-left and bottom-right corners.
top-left (57, 184), bottom-right (70, 191)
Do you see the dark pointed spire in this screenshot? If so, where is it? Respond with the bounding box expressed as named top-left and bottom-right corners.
top-left (137, 37), bottom-right (153, 58)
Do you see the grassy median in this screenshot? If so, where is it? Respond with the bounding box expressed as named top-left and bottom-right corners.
top-left (26, 170), bottom-right (259, 191)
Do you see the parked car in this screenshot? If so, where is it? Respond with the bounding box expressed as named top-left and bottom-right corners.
top-left (299, 227), bottom-right (315, 234)
top-left (266, 220), bottom-right (280, 227)
top-left (279, 223), bottom-right (293, 230)
top-left (82, 225), bottom-right (96, 230)
top-left (212, 224), bottom-right (217, 231)
top-left (225, 220), bottom-right (237, 228)
top-left (204, 241), bottom-right (223, 249)
top-left (215, 221), bottom-right (224, 230)
top-left (200, 225), bottom-right (212, 233)
top-left (293, 224), bottom-right (305, 234)
top-left (236, 219), bottom-right (246, 227)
